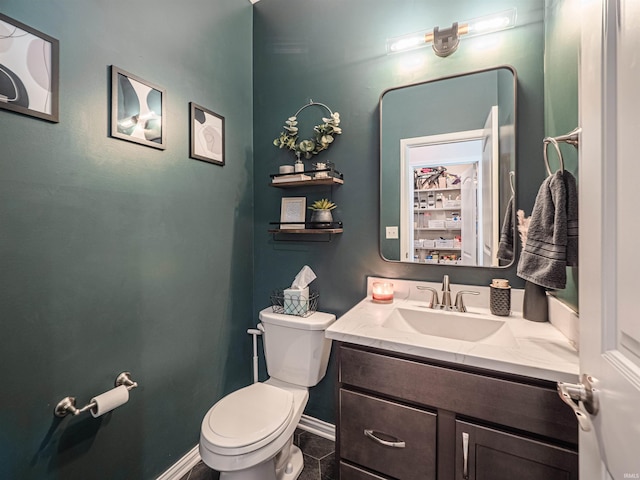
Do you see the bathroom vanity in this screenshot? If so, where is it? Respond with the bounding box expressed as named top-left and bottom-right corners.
top-left (326, 278), bottom-right (579, 480)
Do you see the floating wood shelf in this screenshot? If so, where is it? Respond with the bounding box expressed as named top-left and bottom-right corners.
top-left (268, 169), bottom-right (343, 241)
top-left (270, 176), bottom-right (344, 188)
top-left (268, 228), bottom-right (343, 234)
top-left (269, 168), bottom-right (344, 188)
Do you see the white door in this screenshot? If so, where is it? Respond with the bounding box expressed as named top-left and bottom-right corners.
top-left (460, 164), bottom-right (477, 266)
top-left (577, 1), bottom-right (640, 478)
top-left (481, 106), bottom-right (499, 267)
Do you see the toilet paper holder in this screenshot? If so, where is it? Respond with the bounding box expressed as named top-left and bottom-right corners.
top-left (54, 371), bottom-right (138, 418)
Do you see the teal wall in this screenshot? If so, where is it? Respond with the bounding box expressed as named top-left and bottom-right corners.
top-left (0, 1), bottom-right (254, 479)
top-left (0, 1), bottom-right (572, 478)
top-left (253, 0), bottom-right (545, 423)
top-left (544, 0), bottom-right (580, 310)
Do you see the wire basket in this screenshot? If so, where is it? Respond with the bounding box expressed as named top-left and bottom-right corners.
top-left (270, 289), bottom-right (319, 317)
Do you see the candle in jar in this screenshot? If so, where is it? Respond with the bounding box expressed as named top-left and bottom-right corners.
top-left (372, 282), bottom-right (394, 303)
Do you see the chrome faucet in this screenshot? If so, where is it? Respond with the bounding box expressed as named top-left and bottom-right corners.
top-left (417, 275), bottom-right (479, 312)
top-left (416, 286), bottom-right (439, 308)
top-left (441, 275), bottom-right (452, 308)
top-left (454, 290), bottom-right (480, 312)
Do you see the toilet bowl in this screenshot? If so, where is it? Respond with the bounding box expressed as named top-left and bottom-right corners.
top-left (199, 308), bottom-right (335, 479)
top-left (200, 379), bottom-right (309, 479)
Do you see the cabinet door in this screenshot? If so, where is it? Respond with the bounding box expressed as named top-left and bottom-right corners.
top-left (455, 421), bottom-right (578, 480)
top-left (340, 389), bottom-right (437, 480)
top-left (340, 461), bottom-right (390, 480)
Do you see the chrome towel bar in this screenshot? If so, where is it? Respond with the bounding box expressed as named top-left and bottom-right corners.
top-left (543, 127), bottom-right (581, 176)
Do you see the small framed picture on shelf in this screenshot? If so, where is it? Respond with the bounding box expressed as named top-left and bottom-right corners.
top-left (110, 66), bottom-right (166, 150)
top-left (280, 197), bottom-right (306, 230)
top-left (0, 13), bottom-right (59, 122)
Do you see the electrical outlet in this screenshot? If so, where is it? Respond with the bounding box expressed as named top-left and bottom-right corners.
top-left (386, 226), bottom-right (399, 239)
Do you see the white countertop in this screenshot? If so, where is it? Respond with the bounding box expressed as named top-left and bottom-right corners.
top-left (325, 277), bottom-right (579, 383)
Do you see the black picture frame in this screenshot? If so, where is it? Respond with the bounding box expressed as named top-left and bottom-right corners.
top-left (189, 102), bottom-right (225, 166)
top-left (0, 13), bottom-right (59, 122)
top-left (110, 66), bottom-right (166, 150)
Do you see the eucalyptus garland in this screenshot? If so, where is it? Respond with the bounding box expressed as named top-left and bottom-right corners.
top-left (273, 105), bottom-right (342, 159)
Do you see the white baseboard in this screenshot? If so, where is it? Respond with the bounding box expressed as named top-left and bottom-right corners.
top-left (155, 445), bottom-right (200, 480)
top-left (156, 416), bottom-right (335, 479)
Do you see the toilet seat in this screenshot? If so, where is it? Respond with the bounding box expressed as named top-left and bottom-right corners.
top-left (201, 383), bottom-right (294, 456)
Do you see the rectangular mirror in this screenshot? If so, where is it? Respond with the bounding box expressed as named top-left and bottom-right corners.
top-left (380, 66), bottom-right (516, 267)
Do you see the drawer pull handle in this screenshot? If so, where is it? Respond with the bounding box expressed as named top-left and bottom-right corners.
top-left (462, 431), bottom-right (469, 479)
top-left (363, 429), bottom-right (406, 448)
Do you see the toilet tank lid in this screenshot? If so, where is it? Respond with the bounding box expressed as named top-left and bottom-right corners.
top-left (259, 307), bottom-right (336, 330)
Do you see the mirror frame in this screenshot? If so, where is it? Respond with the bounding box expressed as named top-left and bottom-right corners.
top-left (379, 65), bottom-right (518, 268)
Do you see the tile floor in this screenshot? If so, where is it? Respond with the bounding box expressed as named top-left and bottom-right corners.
top-left (179, 429), bottom-right (336, 480)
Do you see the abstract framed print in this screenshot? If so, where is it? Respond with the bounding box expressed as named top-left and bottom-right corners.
top-left (110, 66), bottom-right (166, 150)
top-left (190, 102), bottom-right (225, 166)
top-left (0, 13), bottom-right (59, 122)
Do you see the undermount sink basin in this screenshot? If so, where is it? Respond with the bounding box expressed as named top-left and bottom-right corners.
top-left (382, 307), bottom-right (508, 343)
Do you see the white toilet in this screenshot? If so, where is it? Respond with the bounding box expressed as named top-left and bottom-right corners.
top-left (199, 307), bottom-right (336, 480)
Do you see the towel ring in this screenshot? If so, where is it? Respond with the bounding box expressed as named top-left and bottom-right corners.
top-left (543, 137), bottom-right (564, 176)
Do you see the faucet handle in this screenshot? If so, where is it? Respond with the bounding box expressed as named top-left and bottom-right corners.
top-left (416, 286), bottom-right (439, 308)
top-left (454, 290), bottom-right (480, 313)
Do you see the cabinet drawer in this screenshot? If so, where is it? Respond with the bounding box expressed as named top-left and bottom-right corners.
top-left (340, 461), bottom-right (390, 479)
top-left (339, 345), bottom-right (577, 445)
top-left (340, 389), bottom-right (437, 480)
top-left (454, 420), bottom-right (578, 480)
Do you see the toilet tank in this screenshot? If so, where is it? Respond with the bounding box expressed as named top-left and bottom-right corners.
top-left (259, 307), bottom-right (336, 387)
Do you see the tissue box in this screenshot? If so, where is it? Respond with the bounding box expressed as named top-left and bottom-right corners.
top-left (283, 287), bottom-right (309, 315)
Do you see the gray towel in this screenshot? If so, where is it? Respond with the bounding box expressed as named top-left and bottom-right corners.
top-left (564, 171), bottom-right (578, 267)
top-left (517, 171), bottom-right (570, 289)
top-left (497, 196), bottom-right (514, 262)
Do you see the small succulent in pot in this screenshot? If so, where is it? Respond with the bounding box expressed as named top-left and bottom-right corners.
top-left (308, 198), bottom-right (337, 211)
top-left (308, 199), bottom-right (337, 228)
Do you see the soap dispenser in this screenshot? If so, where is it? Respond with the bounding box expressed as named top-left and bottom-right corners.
top-left (490, 279), bottom-right (511, 316)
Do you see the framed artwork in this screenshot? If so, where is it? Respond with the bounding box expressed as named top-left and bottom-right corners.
top-left (280, 197), bottom-right (306, 230)
top-left (110, 66), bottom-right (166, 150)
top-left (0, 13), bottom-right (59, 122)
top-left (190, 102), bottom-right (225, 166)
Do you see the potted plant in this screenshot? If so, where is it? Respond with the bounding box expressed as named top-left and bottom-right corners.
top-left (308, 198), bottom-right (337, 228)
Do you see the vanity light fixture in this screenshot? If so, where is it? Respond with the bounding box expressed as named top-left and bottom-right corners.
top-left (386, 8), bottom-right (517, 57)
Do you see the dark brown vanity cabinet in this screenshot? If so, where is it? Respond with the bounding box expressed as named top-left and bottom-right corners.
top-left (454, 421), bottom-right (579, 480)
top-left (336, 343), bottom-right (579, 480)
